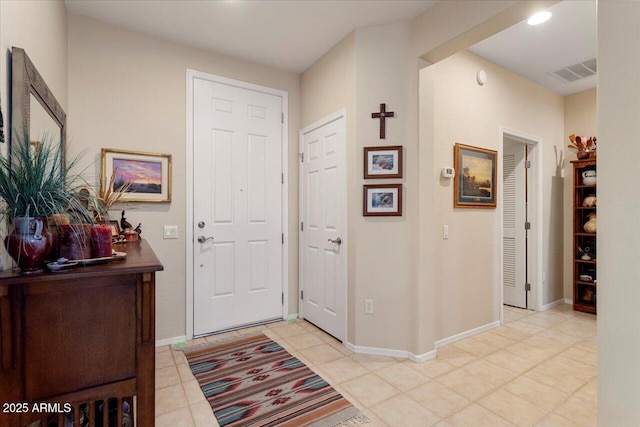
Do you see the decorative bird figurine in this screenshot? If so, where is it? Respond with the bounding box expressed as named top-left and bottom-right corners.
top-left (120, 210), bottom-right (133, 231)
top-left (134, 223), bottom-right (142, 237)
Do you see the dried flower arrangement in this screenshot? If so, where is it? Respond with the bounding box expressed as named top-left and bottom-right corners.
top-left (568, 134), bottom-right (597, 160)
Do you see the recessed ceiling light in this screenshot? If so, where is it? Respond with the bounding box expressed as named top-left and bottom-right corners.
top-left (527, 11), bottom-right (552, 26)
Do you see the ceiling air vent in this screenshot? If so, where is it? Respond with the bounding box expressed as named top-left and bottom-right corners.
top-left (550, 58), bottom-right (597, 83)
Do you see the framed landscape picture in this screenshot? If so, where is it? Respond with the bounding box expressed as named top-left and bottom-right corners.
top-left (363, 184), bottom-right (403, 216)
top-left (101, 148), bottom-right (172, 203)
top-left (453, 143), bottom-right (497, 208)
top-left (364, 145), bottom-right (403, 179)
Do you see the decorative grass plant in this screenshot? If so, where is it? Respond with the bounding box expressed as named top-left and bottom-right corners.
top-left (0, 133), bottom-right (93, 223)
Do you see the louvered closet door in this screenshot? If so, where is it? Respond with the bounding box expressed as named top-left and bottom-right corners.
top-left (503, 142), bottom-right (527, 308)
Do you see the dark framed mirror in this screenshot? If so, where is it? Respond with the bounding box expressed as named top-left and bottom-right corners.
top-left (10, 47), bottom-right (66, 169)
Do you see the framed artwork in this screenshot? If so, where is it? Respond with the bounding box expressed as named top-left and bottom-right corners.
top-left (363, 184), bottom-right (403, 216)
top-left (101, 148), bottom-right (172, 203)
top-left (364, 145), bottom-right (403, 179)
top-left (108, 220), bottom-right (121, 237)
top-left (453, 143), bottom-right (497, 208)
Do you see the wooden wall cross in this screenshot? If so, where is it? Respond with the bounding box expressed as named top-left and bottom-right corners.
top-left (371, 103), bottom-right (395, 139)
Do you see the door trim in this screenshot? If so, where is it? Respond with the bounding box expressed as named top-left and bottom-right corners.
top-left (185, 69), bottom-right (289, 340)
top-left (298, 109), bottom-right (348, 341)
top-left (498, 127), bottom-right (542, 323)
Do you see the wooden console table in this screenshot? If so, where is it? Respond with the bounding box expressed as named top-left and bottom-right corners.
top-left (0, 240), bottom-right (163, 427)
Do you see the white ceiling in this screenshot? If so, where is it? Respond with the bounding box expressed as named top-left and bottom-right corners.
top-left (65, 0), bottom-right (597, 95)
top-left (467, 0), bottom-right (597, 96)
top-left (64, 0), bottom-right (437, 74)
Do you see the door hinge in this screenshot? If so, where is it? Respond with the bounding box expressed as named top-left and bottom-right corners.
top-left (281, 112), bottom-right (284, 124)
top-left (300, 222), bottom-right (304, 232)
top-left (525, 283), bottom-right (531, 291)
top-left (299, 152), bottom-right (304, 163)
top-left (525, 160), bottom-right (531, 169)
top-left (300, 290), bottom-right (304, 300)
top-left (282, 233), bottom-right (284, 244)
top-left (524, 221), bottom-right (531, 230)
top-left (282, 293), bottom-right (284, 305)
top-left (281, 172), bottom-right (284, 184)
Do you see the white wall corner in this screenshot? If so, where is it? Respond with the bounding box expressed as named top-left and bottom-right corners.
top-left (287, 313), bottom-right (299, 321)
top-left (434, 321), bottom-right (501, 349)
top-left (409, 349), bottom-right (438, 363)
top-left (564, 299), bottom-right (573, 305)
top-left (540, 299), bottom-right (566, 312)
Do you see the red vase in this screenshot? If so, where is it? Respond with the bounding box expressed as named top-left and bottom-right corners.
top-left (4, 217), bottom-right (53, 273)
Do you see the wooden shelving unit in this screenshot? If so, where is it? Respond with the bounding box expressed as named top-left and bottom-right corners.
top-left (572, 159), bottom-right (597, 314)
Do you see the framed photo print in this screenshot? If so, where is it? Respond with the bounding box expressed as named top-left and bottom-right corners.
top-left (364, 145), bottom-right (403, 179)
top-left (363, 184), bottom-right (403, 216)
top-left (453, 143), bottom-right (497, 208)
top-left (101, 148), bottom-right (172, 203)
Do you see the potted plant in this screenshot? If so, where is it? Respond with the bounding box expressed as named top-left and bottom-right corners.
top-left (0, 133), bottom-right (93, 272)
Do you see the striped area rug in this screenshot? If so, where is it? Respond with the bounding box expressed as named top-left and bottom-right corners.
top-left (184, 333), bottom-right (367, 427)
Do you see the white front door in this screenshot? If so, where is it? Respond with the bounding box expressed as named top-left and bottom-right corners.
top-left (192, 76), bottom-right (284, 335)
top-left (300, 111), bottom-right (347, 341)
top-left (502, 140), bottom-right (528, 308)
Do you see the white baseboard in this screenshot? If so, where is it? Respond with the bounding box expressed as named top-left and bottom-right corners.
top-left (156, 335), bottom-right (187, 348)
top-left (344, 342), bottom-right (437, 363)
top-left (564, 299), bottom-right (573, 305)
top-left (434, 321), bottom-right (501, 349)
top-left (540, 299), bottom-right (566, 311)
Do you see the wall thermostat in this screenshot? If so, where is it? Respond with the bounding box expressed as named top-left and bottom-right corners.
top-left (441, 167), bottom-right (455, 178)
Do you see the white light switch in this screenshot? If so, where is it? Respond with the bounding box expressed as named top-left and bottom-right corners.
top-left (164, 225), bottom-right (178, 239)
top-left (365, 299), bottom-right (374, 314)
top-left (443, 225), bottom-right (449, 240)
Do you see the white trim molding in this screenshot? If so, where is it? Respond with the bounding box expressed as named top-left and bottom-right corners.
top-left (345, 342), bottom-right (437, 363)
top-left (434, 321), bottom-right (501, 349)
top-left (564, 299), bottom-right (573, 305)
top-left (540, 299), bottom-right (566, 311)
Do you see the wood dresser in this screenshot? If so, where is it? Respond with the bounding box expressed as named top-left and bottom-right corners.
top-left (0, 240), bottom-right (163, 427)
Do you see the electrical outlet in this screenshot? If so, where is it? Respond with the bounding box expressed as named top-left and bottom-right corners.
top-left (365, 299), bottom-right (374, 314)
top-left (163, 225), bottom-right (178, 239)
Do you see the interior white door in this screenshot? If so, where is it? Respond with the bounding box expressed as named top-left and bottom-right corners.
top-left (193, 77), bottom-right (283, 335)
top-left (300, 112), bottom-right (346, 341)
top-left (503, 140), bottom-right (527, 308)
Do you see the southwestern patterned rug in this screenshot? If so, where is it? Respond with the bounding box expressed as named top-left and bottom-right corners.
top-left (183, 333), bottom-right (368, 427)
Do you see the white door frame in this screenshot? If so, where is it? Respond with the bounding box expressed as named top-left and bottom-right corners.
top-left (298, 109), bottom-right (348, 341)
top-left (185, 69), bottom-right (289, 340)
top-left (498, 127), bottom-right (542, 323)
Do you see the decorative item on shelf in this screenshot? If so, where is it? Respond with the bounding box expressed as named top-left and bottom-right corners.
top-left (120, 210), bottom-right (133, 231)
top-left (124, 230), bottom-right (139, 242)
top-left (582, 170), bottom-right (597, 186)
top-left (0, 133), bottom-right (94, 272)
top-left (568, 134), bottom-right (597, 160)
top-left (91, 224), bottom-right (113, 258)
top-left (582, 287), bottom-right (594, 303)
top-left (134, 223), bottom-right (142, 239)
top-left (578, 246), bottom-right (592, 261)
top-left (95, 169), bottom-right (132, 221)
top-left (583, 212), bottom-right (597, 233)
top-left (582, 194), bottom-right (597, 207)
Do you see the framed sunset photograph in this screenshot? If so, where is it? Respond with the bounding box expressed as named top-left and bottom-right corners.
top-left (101, 148), bottom-right (172, 203)
top-left (453, 143), bottom-right (497, 208)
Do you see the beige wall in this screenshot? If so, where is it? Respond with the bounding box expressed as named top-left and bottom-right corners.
top-left (597, 1), bottom-right (640, 424)
top-left (67, 14), bottom-right (301, 341)
top-left (0, 0), bottom-right (68, 270)
top-left (420, 50), bottom-right (565, 341)
top-left (354, 23), bottom-right (418, 351)
top-left (563, 89), bottom-right (597, 301)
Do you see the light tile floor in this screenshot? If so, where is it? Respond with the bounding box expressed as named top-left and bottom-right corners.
top-left (155, 304), bottom-right (597, 426)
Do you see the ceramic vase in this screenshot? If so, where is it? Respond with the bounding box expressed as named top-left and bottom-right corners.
top-left (4, 217), bottom-right (53, 273)
top-left (584, 213), bottom-right (597, 233)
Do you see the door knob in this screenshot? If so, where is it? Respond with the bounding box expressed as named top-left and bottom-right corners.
top-left (197, 236), bottom-right (214, 243)
top-left (327, 237), bottom-right (342, 245)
